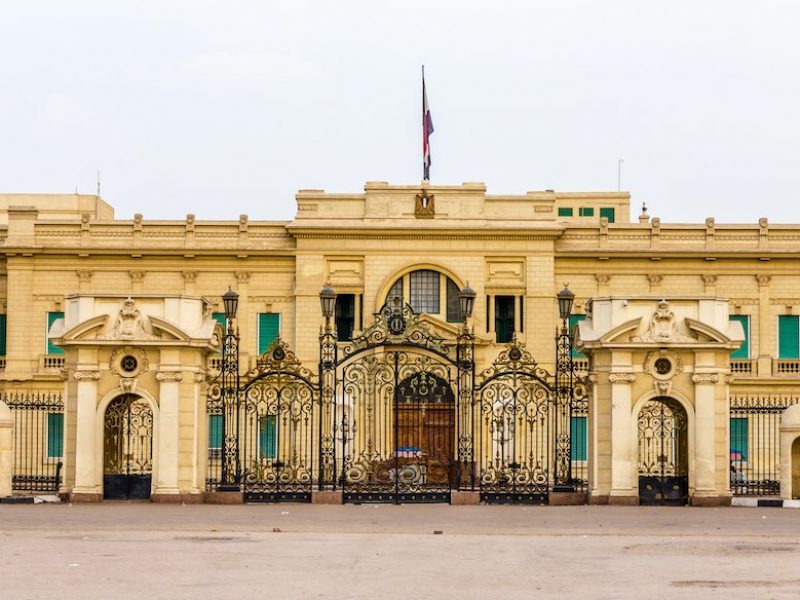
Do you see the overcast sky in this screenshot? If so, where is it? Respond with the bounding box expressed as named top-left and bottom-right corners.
top-left (2, 1), bottom-right (799, 223)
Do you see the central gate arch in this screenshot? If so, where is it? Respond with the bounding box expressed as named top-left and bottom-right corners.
top-left (103, 393), bottom-right (154, 500)
top-left (637, 396), bottom-right (689, 505)
top-left (320, 301), bottom-right (472, 504)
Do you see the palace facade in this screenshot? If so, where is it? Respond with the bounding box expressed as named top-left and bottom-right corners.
top-left (0, 182), bottom-right (798, 506)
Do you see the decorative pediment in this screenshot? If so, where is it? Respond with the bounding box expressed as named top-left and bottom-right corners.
top-left (684, 318), bottom-right (731, 344)
top-left (632, 300), bottom-right (696, 343)
top-left (596, 317), bottom-right (643, 344)
top-left (98, 298), bottom-right (160, 341)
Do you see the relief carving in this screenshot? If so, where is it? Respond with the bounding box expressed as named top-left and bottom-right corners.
top-left (633, 300), bottom-right (695, 343)
top-left (100, 298), bottom-right (159, 340)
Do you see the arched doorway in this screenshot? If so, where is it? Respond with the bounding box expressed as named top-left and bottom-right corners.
top-left (637, 397), bottom-right (688, 506)
top-left (395, 371), bottom-right (456, 488)
top-left (103, 394), bottom-right (154, 499)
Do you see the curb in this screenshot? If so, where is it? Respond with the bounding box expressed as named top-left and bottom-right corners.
top-left (732, 497), bottom-right (800, 509)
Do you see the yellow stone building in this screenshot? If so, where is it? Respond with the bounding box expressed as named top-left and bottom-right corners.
top-left (0, 182), bottom-right (798, 506)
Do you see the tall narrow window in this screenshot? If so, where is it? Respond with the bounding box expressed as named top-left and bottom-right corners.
top-left (730, 417), bottom-right (748, 460)
top-left (409, 270), bottom-right (440, 314)
top-left (47, 413), bottom-right (64, 458)
top-left (259, 415), bottom-right (277, 459)
top-left (47, 312), bottom-right (64, 355)
top-left (519, 296), bottom-right (524, 333)
top-left (570, 416), bottom-right (587, 461)
top-left (495, 296), bottom-right (515, 343)
top-left (335, 294), bottom-right (356, 341)
top-left (729, 315), bottom-right (750, 359)
top-left (257, 313), bottom-right (280, 355)
top-left (569, 314), bottom-right (587, 358)
top-left (778, 315), bottom-right (800, 359)
top-left (0, 314), bottom-right (6, 356)
top-left (445, 278), bottom-right (461, 323)
top-left (208, 414), bottom-right (223, 454)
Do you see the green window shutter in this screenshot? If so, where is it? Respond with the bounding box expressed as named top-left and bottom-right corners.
top-left (570, 416), bottom-right (587, 461)
top-left (730, 417), bottom-right (748, 460)
top-left (569, 314), bottom-right (587, 359)
top-left (208, 415), bottom-right (223, 450)
top-left (579, 207), bottom-right (594, 217)
top-left (0, 314), bottom-right (7, 356)
top-left (558, 207), bottom-right (573, 217)
top-left (259, 415), bottom-right (277, 459)
top-left (212, 312), bottom-right (227, 334)
top-left (729, 315), bottom-right (749, 359)
top-left (47, 312), bottom-right (65, 355)
top-left (778, 315), bottom-right (800, 359)
top-left (258, 313), bottom-right (280, 355)
top-left (47, 413), bottom-right (64, 458)
top-left (599, 207), bottom-right (615, 223)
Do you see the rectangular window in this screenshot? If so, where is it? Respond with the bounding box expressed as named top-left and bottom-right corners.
top-left (446, 279), bottom-right (461, 323)
top-left (0, 314), bottom-right (6, 356)
top-left (47, 413), bottom-right (64, 458)
top-left (579, 207), bottom-right (594, 217)
top-left (257, 313), bottom-right (280, 355)
top-left (495, 296), bottom-right (515, 343)
top-left (212, 312), bottom-right (227, 333)
top-left (409, 270), bottom-right (440, 314)
top-left (259, 415), bottom-right (277, 460)
top-left (570, 416), bottom-right (587, 461)
top-left (729, 315), bottom-right (750, 359)
top-left (47, 312), bottom-right (64, 355)
top-left (569, 314), bottom-right (587, 359)
top-left (208, 414), bottom-right (223, 451)
top-left (558, 207), bottom-right (573, 217)
top-left (778, 315), bottom-right (800, 359)
top-left (335, 294), bottom-right (356, 341)
top-left (599, 207), bottom-right (615, 223)
top-left (730, 417), bottom-right (748, 461)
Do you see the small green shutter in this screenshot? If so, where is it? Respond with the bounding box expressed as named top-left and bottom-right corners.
top-left (729, 315), bottom-right (749, 359)
top-left (258, 313), bottom-right (280, 355)
top-left (0, 314), bottom-right (7, 356)
top-left (208, 415), bottom-right (223, 450)
top-left (778, 315), bottom-right (800, 359)
top-left (730, 417), bottom-right (748, 460)
top-left (570, 416), bottom-right (587, 461)
top-left (47, 312), bottom-right (64, 355)
top-left (212, 312), bottom-right (227, 334)
top-left (579, 207), bottom-right (594, 217)
top-left (259, 415), bottom-right (277, 459)
top-left (47, 413), bottom-right (64, 458)
top-left (599, 207), bottom-right (615, 223)
top-left (569, 314), bottom-right (587, 359)
top-left (558, 207), bottom-right (573, 217)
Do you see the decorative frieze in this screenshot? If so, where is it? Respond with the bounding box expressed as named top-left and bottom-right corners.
top-left (608, 372), bottom-right (635, 383)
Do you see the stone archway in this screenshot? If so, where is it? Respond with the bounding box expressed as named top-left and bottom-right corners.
top-left (779, 404), bottom-right (800, 500)
top-left (103, 393), bottom-right (154, 499)
top-left (637, 396), bottom-right (689, 506)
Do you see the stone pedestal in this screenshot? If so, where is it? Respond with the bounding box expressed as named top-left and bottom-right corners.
top-left (312, 490), bottom-right (343, 505)
top-left (0, 401), bottom-right (13, 498)
top-left (450, 491), bottom-right (481, 505)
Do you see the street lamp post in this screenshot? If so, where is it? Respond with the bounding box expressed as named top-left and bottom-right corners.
top-left (219, 287), bottom-right (241, 491)
top-left (318, 283), bottom-right (338, 490)
top-left (554, 284), bottom-right (576, 491)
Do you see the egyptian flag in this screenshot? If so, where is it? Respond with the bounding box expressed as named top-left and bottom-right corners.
top-left (422, 67), bottom-right (434, 181)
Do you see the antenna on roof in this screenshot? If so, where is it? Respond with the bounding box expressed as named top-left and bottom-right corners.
top-left (642, 202), bottom-right (647, 214)
top-left (617, 158), bottom-right (624, 192)
top-left (97, 170), bottom-right (101, 197)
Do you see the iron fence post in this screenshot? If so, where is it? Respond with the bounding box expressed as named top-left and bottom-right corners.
top-left (219, 318), bottom-right (241, 491)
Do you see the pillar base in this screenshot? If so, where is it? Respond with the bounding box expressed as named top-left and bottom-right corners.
top-left (69, 492), bottom-right (103, 503)
top-left (450, 491), bottom-right (481, 505)
top-left (689, 494), bottom-right (732, 507)
top-left (312, 490), bottom-right (342, 504)
top-left (549, 491), bottom-right (588, 506)
top-left (152, 492), bottom-right (203, 504)
top-left (607, 494), bottom-right (639, 506)
top-left (203, 491), bottom-right (244, 504)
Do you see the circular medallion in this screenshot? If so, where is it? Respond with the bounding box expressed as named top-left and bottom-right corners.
top-left (508, 346), bottom-right (522, 361)
top-left (388, 314), bottom-right (406, 335)
top-left (272, 346), bottom-right (286, 361)
top-left (654, 358), bottom-right (672, 375)
top-left (121, 355), bottom-right (139, 373)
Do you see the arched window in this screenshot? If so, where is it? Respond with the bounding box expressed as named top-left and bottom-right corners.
top-left (385, 269), bottom-right (461, 323)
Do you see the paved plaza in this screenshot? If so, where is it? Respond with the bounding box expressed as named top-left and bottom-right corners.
top-left (1, 503), bottom-right (800, 599)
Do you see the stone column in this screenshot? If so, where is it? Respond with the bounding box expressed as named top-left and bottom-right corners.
top-left (608, 372), bottom-right (637, 504)
top-left (154, 371), bottom-right (182, 497)
top-left (691, 373), bottom-right (719, 502)
top-left (0, 401), bottom-right (13, 497)
top-left (756, 275), bottom-right (772, 377)
top-left (71, 371), bottom-right (101, 500)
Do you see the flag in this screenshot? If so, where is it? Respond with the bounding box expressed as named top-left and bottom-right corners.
top-left (422, 66), bottom-right (434, 181)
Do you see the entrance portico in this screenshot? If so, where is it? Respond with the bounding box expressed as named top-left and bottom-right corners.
top-left (577, 296), bottom-right (745, 506)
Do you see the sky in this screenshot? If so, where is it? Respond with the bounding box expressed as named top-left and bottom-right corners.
top-left (1, 0), bottom-right (799, 223)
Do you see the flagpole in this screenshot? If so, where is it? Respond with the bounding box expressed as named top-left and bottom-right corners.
top-left (422, 65), bottom-right (426, 182)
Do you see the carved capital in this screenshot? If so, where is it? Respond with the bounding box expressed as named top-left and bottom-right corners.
top-left (73, 370), bottom-right (101, 381)
top-left (756, 274), bottom-right (771, 287)
top-left (156, 371), bottom-right (183, 382)
top-left (701, 274), bottom-right (717, 286)
top-left (192, 372), bottom-right (206, 384)
top-left (181, 270), bottom-right (198, 284)
top-left (235, 271), bottom-right (251, 284)
top-left (129, 270), bottom-right (146, 283)
top-left (608, 372), bottom-right (636, 383)
top-left (692, 373), bottom-right (720, 384)
top-left (595, 274), bottom-right (611, 286)
top-left (647, 274), bottom-right (663, 286)
top-left (77, 270), bottom-right (93, 282)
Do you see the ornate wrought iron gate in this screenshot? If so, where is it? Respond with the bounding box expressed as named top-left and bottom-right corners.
top-left (4, 391), bottom-right (64, 494)
top-left (637, 397), bottom-right (688, 505)
top-left (103, 394), bottom-right (154, 500)
top-left (320, 301), bottom-right (472, 504)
